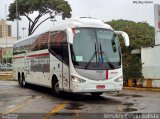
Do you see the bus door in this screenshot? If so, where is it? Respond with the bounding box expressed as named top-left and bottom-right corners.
top-left (62, 43), bottom-right (70, 91)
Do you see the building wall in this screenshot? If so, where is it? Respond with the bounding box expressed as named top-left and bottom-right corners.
top-left (154, 4), bottom-right (160, 45)
top-left (152, 80), bottom-right (160, 87)
top-left (141, 46), bottom-right (160, 79)
top-left (0, 19), bottom-right (12, 38)
top-left (0, 48), bottom-right (2, 64)
top-left (141, 46), bottom-right (160, 88)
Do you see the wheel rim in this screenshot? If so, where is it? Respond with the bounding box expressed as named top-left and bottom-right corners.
top-left (19, 76), bottom-right (22, 85)
top-left (55, 82), bottom-right (60, 94)
top-left (23, 79), bottom-right (25, 86)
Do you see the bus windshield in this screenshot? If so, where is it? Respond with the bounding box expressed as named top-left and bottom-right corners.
top-left (70, 28), bottom-right (121, 70)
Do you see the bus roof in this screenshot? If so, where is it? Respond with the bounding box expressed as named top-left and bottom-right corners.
top-left (50, 17), bottom-right (113, 31)
top-left (15, 17), bottom-right (113, 44)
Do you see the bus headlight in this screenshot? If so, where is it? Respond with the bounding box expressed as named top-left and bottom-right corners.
top-left (114, 76), bottom-right (123, 82)
top-left (71, 75), bottom-right (86, 83)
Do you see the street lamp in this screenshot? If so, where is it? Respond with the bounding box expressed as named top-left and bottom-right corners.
top-left (22, 27), bottom-right (26, 38)
top-left (49, 11), bottom-right (56, 26)
top-left (50, 19), bottom-right (56, 26)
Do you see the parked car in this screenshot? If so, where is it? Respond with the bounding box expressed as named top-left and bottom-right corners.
top-left (0, 64), bottom-right (6, 71)
top-left (0, 64), bottom-right (13, 71)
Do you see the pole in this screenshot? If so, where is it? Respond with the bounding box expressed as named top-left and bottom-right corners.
top-left (16, 0), bottom-right (19, 40)
top-left (5, 4), bottom-right (8, 79)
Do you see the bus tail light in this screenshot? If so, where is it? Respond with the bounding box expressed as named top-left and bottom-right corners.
top-left (72, 28), bottom-right (75, 37)
top-left (114, 76), bottom-right (123, 82)
top-left (71, 75), bottom-right (86, 83)
top-left (72, 28), bottom-right (75, 34)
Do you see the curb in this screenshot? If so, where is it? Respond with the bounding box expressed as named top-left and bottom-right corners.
top-left (123, 87), bottom-right (160, 92)
top-left (0, 79), bottom-right (15, 81)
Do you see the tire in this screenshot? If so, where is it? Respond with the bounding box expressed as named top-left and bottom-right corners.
top-left (52, 78), bottom-right (61, 96)
top-left (21, 73), bottom-right (27, 88)
top-left (18, 73), bottom-right (21, 85)
top-left (91, 92), bottom-right (103, 97)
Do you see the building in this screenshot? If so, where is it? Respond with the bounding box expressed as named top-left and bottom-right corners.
top-left (0, 36), bottom-right (17, 63)
top-left (140, 4), bottom-right (160, 88)
top-left (131, 4), bottom-right (160, 88)
top-left (0, 19), bottom-right (16, 63)
top-left (0, 19), bottom-right (12, 38)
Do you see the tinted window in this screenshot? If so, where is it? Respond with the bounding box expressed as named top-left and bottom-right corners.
top-left (49, 31), bottom-right (67, 59)
top-left (62, 44), bottom-right (69, 65)
top-left (30, 32), bottom-right (49, 51)
top-left (13, 32), bottom-right (49, 55)
top-left (13, 38), bottom-right (30, 55)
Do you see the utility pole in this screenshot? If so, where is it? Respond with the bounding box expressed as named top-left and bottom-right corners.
top-left (5, 4), bottom-right (8, 79)
top-left (16, 0), bottom-right (19, 40)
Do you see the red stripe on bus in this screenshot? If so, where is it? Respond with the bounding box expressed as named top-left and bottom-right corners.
top-left (106, 69), bottom-right (108, 79)
top-left (28, 53), bottom-right (49, 57)
top-left (13, 53), bottom-right (49, 59)
top-left (12, 56), bottom-right (24, 59)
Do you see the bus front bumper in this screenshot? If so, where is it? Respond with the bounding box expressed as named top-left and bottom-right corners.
top-left (70, 82), bottom-right (123, 93)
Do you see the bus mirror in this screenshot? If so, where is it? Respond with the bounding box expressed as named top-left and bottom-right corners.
top-left (115, 31), bottom-right (130, 47)
top-left (66, 29), bottom-right (74, 44)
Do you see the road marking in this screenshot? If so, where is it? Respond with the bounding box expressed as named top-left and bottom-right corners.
top-left (42, 101), bottom-right (68, 119)
top-left (4, 96), bottom-right (41, 114)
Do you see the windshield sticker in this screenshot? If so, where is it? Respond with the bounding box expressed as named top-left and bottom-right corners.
top-left (99, 58), bottom-right (104, 64)
top-left (76, 56), bottom-right (83, 61)
top-left (75, 30), bottom-right (80, 34)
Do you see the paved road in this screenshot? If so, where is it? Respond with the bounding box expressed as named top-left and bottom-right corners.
top-left (0, 80), bottom-right (160, 119)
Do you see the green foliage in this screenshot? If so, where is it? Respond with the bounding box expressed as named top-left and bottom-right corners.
top-left (8, 0), bottom-right (72, 35)
top-left (106, 20), bottom-right (155, 81)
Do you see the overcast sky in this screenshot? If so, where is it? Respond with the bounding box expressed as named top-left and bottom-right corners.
top-left (0, 0), bottom-right (160, 37)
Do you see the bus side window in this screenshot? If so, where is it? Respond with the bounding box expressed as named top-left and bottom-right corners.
top-left (30, 32), bottom-right (49, 51)
top-left (49, 31), bottom-right (67, 59)
top-left (13, 38), bottom-right (30, 55)
top-left (62, 43), bottom-right (69, 65)
top-left (37, 32), bottom-right (49, 50)
top-left (30, 36), bottom-right (39, 51)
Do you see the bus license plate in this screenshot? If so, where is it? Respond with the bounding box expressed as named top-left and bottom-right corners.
top-left (96, 85), bottom-right (105, 89)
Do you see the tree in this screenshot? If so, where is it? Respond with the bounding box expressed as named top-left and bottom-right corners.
top-left (8, 0), bottom-right (72, 36)
top-left (106, 20), bottom-right (154, 82)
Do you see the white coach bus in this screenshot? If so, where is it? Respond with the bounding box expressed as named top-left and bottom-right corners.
top-left (13, 17), bottom-right (129, 96)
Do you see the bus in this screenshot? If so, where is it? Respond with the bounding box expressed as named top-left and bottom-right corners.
top-left (12, 17), bottom-right (129, 96)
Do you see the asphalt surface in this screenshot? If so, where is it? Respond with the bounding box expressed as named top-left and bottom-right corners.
top-left (0, 80), bottom-right (160, 119)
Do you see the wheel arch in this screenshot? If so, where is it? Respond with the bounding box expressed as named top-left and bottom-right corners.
top-left (51, 74), bottom-right (58, 85)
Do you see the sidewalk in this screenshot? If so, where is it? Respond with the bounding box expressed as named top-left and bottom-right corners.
top-left (123, 86), bottom-right (160, 92)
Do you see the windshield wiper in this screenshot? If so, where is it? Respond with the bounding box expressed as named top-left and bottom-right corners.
top-left (84, 43), bottom-right (97, 69)
top-left (99, 42), bottom-right (103, 60)
top-left (99, 42), bottom-right (115, 69)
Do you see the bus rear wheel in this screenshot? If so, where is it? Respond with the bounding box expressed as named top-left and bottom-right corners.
top-left (52, 78), bottom-right (61, 96)
top-left (20, 73), bottom-right (27, 88)
top-left (18, 73), bottom-right (21, 85)
top-left (91, 92), bottom-right (103, 97)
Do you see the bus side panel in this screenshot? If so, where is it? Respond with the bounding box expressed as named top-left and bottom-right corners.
top-left (25, 50), bottom-right (51, 87)
top-left (13, 54), bottom-right (25, 81)
top-left (50, 54), bottom-right (63, 89)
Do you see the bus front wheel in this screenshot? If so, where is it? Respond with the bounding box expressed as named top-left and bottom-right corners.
top-left (52, 78), bottom-right (61, 96)
top-left (91, 92), bottom-right (103, 97)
